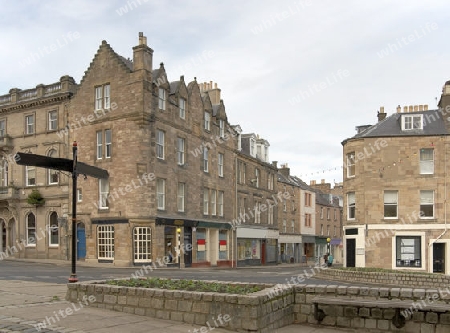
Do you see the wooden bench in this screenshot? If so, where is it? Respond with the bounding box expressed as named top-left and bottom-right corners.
top-left (312, 296), bottom-right (450, 328)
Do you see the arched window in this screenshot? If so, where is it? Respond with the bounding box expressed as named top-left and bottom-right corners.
top-left (49, 212), bottom-right (58, 246)
top-left (26, 213), bottom-right (36, 246)
top-left (48, 149), bottom-right (59, 185)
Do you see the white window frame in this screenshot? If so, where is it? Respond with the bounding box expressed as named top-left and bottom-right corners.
top-left (77, 188), bottom-right (83, 202)
top-left (47, 149), bottom-right (59, 185)
top-left (97, 225), bottom-right (114, 260)
top-left (25, 114), bottom-right (34, 134)
top-left (255, 203), bottom-right (261, 223)
top-left (203, 188), bottom-right (209, 215)
top-left (218, 191), bottom-right (224, 217)
top-left (26, 213), bottom-right (36, 247)
top-left (105, 129), bottom-right (111, 158)
top-left (0, 159), bottom-right (8, 187)
top-left (204, 112), bottom-right (210, 131)
top-left (133, 227), bottom-right (152, 263)
top-left (218, 153), bottom-right (224, 177)
top-left (347, 192), bottom-right (356, 220)
top-left (158, 88), bottom-right (166, 110)
top-left (0, 119), bottom-right (5, 137)
top-left (49, 212), bottom-right (59, 247)
top-left (393, 232), bottom-right (424, 269)
top-left (402, 114), bottom-right (423, 130)
top-left (268, 203), bottom-right (273, 224)
top-left (346, 152), bottom-right (355, 178)
top-left (26, 165), bottom-right (36, 186)
top-left (203, 147), bottom-right (209, 172)
top-left (291, 220), bottom-right (295, 233)
top-left (179, 98), bottom-right (185, 119)
top-left (157, 178), bottom-right (165, 210)
top-left (177, 182), bottom-right (185, 212)
top-left (384, 190), bottom-right (398, 219)
top-left (99, 178), bottom-right (109, 209)
top-left (420, 190), bottom-right (434, 219)
top-left (96, 131), bottom-right (103, 159)
top-left (219, 119), bottom-right (225, 138)
top-left (255, 168), bottom-right (260, 187)
top-left (177, 137), bottom-right (185, 165)
top-left (267, 173), bottom-right (273, 190)
top-left (211, 189), bottom-right (217, 216)
top-left (95, 84), bottom-right (110, 110)
top-left (156, 130), bottom-right (165, 160)
top-left (48, 110), bottom-right (57, 131)
top-left (282, 219), bottom-right (286, 232)
top-left (420, 148), bottom-right (434, 175)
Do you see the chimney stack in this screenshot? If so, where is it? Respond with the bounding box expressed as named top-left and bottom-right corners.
top-left (396, 105), bottom-right (401, 113)
top-left (377, 106), bottom-right (387, 122)
top-left (133, 32), bottom-right (153, 73)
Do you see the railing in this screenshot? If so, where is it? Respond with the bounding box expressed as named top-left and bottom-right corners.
top-left (0, 95), bottom-right (11, 105)
top-left (18, 89), bottom-right (38, 100)
top-left (44, 83), bottom-right (62, 95)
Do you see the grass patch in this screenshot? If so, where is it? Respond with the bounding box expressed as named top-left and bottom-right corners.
top-left (105, 277), bottom-right (264, 295)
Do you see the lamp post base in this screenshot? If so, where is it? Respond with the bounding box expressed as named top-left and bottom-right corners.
top-left (68, 274), bottom-right (78, 283)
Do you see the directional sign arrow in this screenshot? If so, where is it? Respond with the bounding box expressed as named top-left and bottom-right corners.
top-left (15, 152), bottom-right (109, 179)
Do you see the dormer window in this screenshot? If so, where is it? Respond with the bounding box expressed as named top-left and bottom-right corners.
top-left (402, 114), bottom-right (422, 130)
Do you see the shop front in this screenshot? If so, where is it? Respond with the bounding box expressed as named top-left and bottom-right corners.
top-left (236, 227), bottom-right (278, 266)
top-left (156, 218), bottom-right (232, 268)
top-left (278, 234), bottom-right (302, 263)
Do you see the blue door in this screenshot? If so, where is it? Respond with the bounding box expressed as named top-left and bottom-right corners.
top-left (77, 225), bottom-right (86, 260)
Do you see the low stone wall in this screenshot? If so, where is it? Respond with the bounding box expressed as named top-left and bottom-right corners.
top-left (316, 268), bottom-right (450, 288)
top-left (294, 284), bottom-right (450, 332)
top-left (66, 280), bottom-right (294, 333)
top-left (66, 280), bottom-right (450, 332)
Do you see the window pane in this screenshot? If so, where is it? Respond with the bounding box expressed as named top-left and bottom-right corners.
top-left (95, 86), bottom-right (103, 110)
top-left (98, 225), bottom-right (114, 259)
top-left (133, 227), bottom-right (151, 263)
top-left (104, 84), bottom-right (110, 109)
top-left (96, 131), bottom-right (102, 159)
top-left (105, 129), bottom-right (111, 158)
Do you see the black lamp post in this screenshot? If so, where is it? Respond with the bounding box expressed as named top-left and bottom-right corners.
top-left (68, 142), bottom-right (78, 283)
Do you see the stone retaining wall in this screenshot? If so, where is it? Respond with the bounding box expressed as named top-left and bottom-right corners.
top-left (66, 280), bottom-right (294, 333)
top-left (66, 280), bottom-right (450, 332)
top-left (294, 284), bottom-right (450, 332)
top-left (316, 268), bottom-right (450, 288)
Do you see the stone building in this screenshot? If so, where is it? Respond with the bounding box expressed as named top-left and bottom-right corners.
top-left (277, 164), bottom-right (316, 264)
top-left (0, 76), bottom-right (76, 260)
top-left (234, 133), bottom-right (279, 266)
top-left (342, 96), bottom-right (450, 274)
top-left (67, 33), bottom-right (239, 267)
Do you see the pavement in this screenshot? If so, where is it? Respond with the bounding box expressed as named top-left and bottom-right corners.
top-left (0, 259), bottom-right (358, 332)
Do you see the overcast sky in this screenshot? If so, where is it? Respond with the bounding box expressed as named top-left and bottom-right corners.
top-left (0, 0), bottom-right (448, 185)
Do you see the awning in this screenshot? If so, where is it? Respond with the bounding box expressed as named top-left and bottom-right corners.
top-left (330, 238), bottom-right (342, 245)
top-left (91, 218), bottom-right (129, 224)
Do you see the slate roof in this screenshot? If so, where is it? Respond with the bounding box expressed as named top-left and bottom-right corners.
top-left (170, 81), bottom-right (180, 94)
top-left (342, 109), bottom-right (448, 145)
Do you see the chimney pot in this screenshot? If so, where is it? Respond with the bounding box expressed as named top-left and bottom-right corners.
top-left (404, 106), bottom-right (408, 113)
top-left (397, 105), bottom-right (401, 113)
top-left (321, 179), bottom-right (325, 184)
top-left (380, 106), bottom-right (384, 113)
top-left (419, 105), bottom-right (424, 111)
top-left (409, 105), bottom-right (413, 112)
top-left (414, 105), bottom-right (419, 112)
top-left (424, 104), bottom-right (428, 111)
top-left (215, 83), bottom-right (217, 89)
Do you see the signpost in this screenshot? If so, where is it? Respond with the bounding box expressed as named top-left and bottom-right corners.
top-left (16, 142), bottom-right (108, 283)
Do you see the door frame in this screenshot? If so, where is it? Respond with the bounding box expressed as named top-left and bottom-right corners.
top-left (429, 239), bottom-right (449, 274)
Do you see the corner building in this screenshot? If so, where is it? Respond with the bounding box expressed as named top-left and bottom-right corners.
top-left (342, 92), bottom-right (450, 274)
top-left (69, 33), bottom-right (238, 267)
